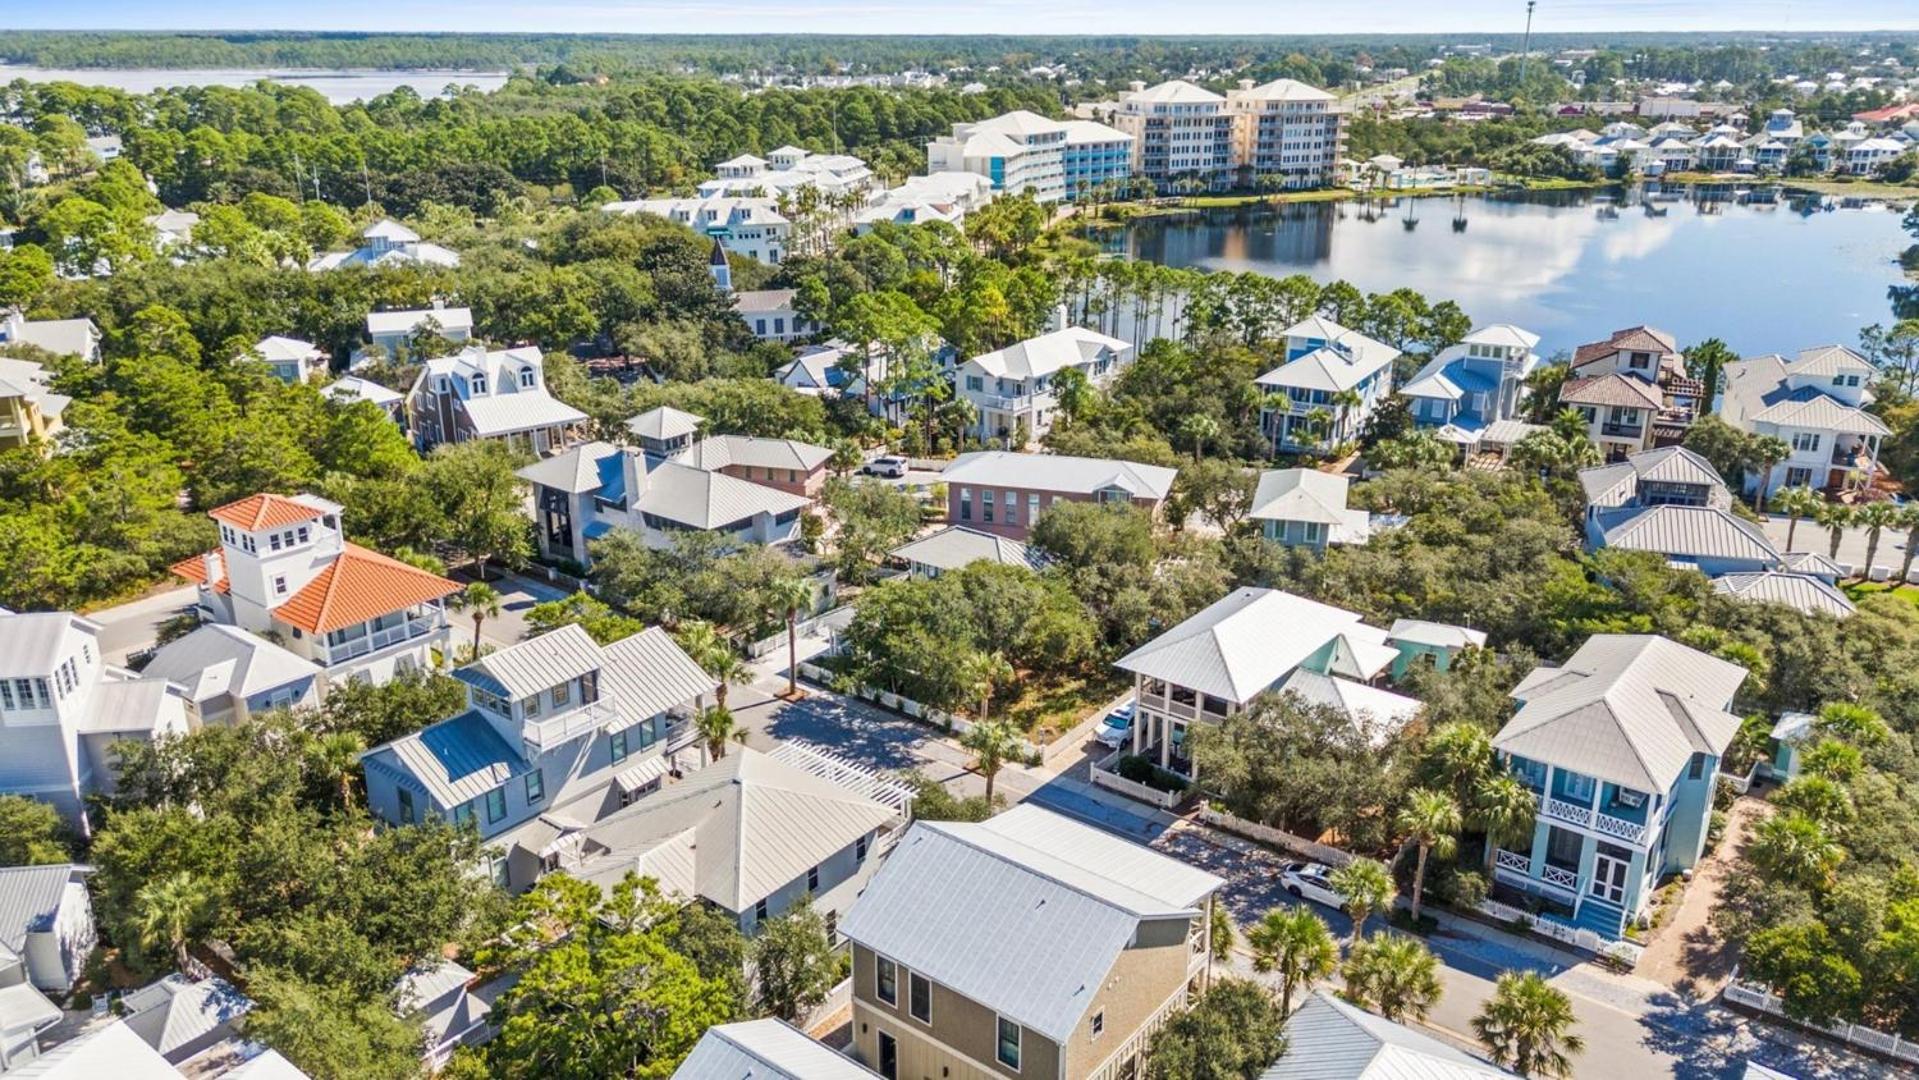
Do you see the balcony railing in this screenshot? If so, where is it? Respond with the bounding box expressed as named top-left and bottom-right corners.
top-left (1599, 421), bottom-right (1644, 438)
top-left (1137, 690), bottom-right (1198, 721)
top-left (1495, 849), bottom-right (1531, 873)
top-left (1832, 444), bottom-right (1868, 467)
top-left (521, 699), bottom-right (618, 753)
top-left (322, 615), bottom-right (441, 665)
top-left (1593, 811), bottom-right (1648, 844)
top-left (1541, 864), bottom-right (1580, 891)
top-left (967, 390), bottom-right (1052, 412)
top-left (1543, 797), bottom-right (1594, 827)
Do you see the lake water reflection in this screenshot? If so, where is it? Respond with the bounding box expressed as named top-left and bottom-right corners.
top-left (1097, 188), bottom-right (1911, 357)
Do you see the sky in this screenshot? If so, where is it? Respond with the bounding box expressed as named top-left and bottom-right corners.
top-left (8, 0), bottom-right (1919, 37)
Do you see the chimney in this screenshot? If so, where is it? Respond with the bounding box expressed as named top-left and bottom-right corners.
top-left (1051, 304), bottom-right (1070, 333)
top-left (1129, 80), bottom-right (1146, 93)
top-left (1239, 78), bottom-right (1255, 91)
top-left (202, 551), bottom-right (222, 584)
top-left (430, 297), bottom-right (445, 311)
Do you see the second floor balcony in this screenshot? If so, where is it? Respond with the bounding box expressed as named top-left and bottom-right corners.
top-left (321, 611), bottom-right (443, 666)
top-left (520, 698), bottom-right (619, 754)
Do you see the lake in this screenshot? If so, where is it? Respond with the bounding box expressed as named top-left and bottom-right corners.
top-left (1095, 188), bottom-right (1914, 357)
top-left (0, 65), bottom-right (511, 103)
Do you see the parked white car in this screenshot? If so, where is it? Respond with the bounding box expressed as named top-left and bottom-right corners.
top-left (864, 454), bottom-right (908, 478)
top-left (1280, 861), bottom-right (1344, 911)
top-left (1093, 702), bottom-right (1136, 749)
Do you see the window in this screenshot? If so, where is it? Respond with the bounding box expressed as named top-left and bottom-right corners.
top-left (470, 374), bottom-right (487, 394)
top-left (398, 788), bottom-right (415, 824)
top-left (1562, 771), bottom-right (1596, 803)
top-left (1790, 432), bottom-right (1821, 453)
top-left (808, 865), bottom-right (820, 891)
top-left (269, 531), bottom-right (283, 551)
top-left (1090, 1011), bottom-right (1105, 1039)
top-left (452, 802), bottom-right (475, 829)
top-left (526, 770), bottom-right (544, 803)
top-left (272, 575), bottom-right (287, 596)
top-left (958, 488), bottom-right (972, 521)
top-left (490, 857), bottom-right (508, 888)
top-left (755, 319), bottom-right (767, 335)
top-left (484, 788), bottom-right (507, 823)
top-left (996, 1016), bottom-right (1021, 1069)
top-left (610, 729), bottom-right (630, 764)
top-left (296, 526), bottom-right (309, 544)
top-left (876, 956), bottom-right (898, 1005)
top-left (982, 489), bottom-right (995, 523)
top-left (754, 899), bottom-right (769, 922)
top-left (908, 973), bottom-right (931, 1023)
top-left (519, 368), bottom-right (536, 389)
top-left (553, 681), bottom-right (571, 708)
top-left (522, 693), bottom-right (543, 718)
top-left (966, 376), bottom-right (984, 392)
top-left (1688, 752), bottom-right (1706, 780)
top-left (1027, 493), bottom-right (1041, 521)
top-left (856, 835), bottom-right (869, 861)
top-left (1301, 522), bottom-right (1324, 545)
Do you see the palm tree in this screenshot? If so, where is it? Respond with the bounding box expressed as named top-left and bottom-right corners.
top-left (960, 649), bottom-right (1016, 725)
top-left (767, 575), bottom-right (814, 699)
top-left (314, 731), bottom-right (366, 809)
top-left (695, 704), bottom-right (747, 760)
top-left (1856, 500), bottom-right (1901, 579)
top-left (1261, 391), bottom-right (1294, 458)
top-left (677, 620), bottom-right (752, 711)
top-left (1771, 485), bottom-right (1823, 551)
top-left (959, 718), bottom-right (1023, 803)
top-left (449, 581), bottom-right (502, 655)
top-left (1746, 436), bottom-right (1791, 510)
top-left (1472, 971), bottom-right (1585, 1078)
top-left (1329, 858), bottom-right (1395, 945)
top-left (1897, 503), bottom-right (1919, 584)
top-left (1747, 811), bottom-right (1843, 890)
top-left (1340, 934), bottom-right (1443, 1023)
top-left (1397, 789), bottom-right (1462, 922)
top-left (1472, 773), bottom-right (1539, 875)
top-left (1814, 501), bottom-right (1855, 561)
top-left (1330, 388), bottom-right (1365, 446)
top-left (1180, 413), bottom-right (1220, 462)
top-left (1246, 907), bottom-right (1338, 1016)
top-left (1305, 407), bottom-right (1335, 453)
top-left (136, 870), bottom-right (213, 973)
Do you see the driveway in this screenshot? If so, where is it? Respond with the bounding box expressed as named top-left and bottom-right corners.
top-left (455, 570), bottom-right (571, 649)
top-left (85, 585), bottom-right (199, 665)
top-left (1637, 795), bottom-right (1773, 997)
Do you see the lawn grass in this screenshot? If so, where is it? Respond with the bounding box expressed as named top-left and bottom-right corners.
top-left (1842, 580), bottom-right (1919, 608)
top-left (1781, 178), bottom-right (1919, 201)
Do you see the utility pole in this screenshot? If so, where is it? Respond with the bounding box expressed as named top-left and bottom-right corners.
top-left (1517, 1), bottom-right (1538, 96)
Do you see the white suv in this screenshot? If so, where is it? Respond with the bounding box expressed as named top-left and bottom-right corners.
top-left (1280, 862), bottom-right (1344, 911)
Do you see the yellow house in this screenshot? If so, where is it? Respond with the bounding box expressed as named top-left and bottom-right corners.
top-left (0, 358), bottom-right (70, 450)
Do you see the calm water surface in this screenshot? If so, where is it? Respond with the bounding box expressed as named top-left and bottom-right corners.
top-left (1099, 189), bottom-right (1912, 356)
top-left (0, 65), bottom-right (510, 103)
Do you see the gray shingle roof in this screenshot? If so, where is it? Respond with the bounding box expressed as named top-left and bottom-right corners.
top-left (673, 1019), bottom-right (881, 1080)
top-left (942, 451), bottom-right (1177, 500)
top-left (889, 526), bottom-right (1043, 573)
top-left (1497, 635), bottom-right (1747, 792)
top-left (1260, 990), bottom-right (1516, 1080)
top-left (839, 805), bottom-right (1221, 1044)
top-left (455, 624), bottom-right (603, 700)
top-left (1595, 504), bottom-right (1779, 564)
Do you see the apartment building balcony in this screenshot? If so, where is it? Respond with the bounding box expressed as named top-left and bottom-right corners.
top-left (521, 698), bottom-right (619, 754)
top-left (320, 613), bottom-right (443, 665)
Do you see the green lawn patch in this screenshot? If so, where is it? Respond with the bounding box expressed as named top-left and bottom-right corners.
top-left (1842, 581), bottom-right (1919, 608)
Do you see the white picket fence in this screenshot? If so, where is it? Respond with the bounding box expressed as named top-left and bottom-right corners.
top-left (1089, 750), bottom-right (1184, 810)
top-left (1724, 969), bottom-right (1919, 1065)
top-left (796, 661), bottom-right (1041, 760)
top-left (1473, 896), bottom-right (1644, 968)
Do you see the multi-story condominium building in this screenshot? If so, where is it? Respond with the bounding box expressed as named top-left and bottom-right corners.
top-left (608, 195), bottom-right (793, 264)
top-left (1225, 77), bottom-right (1347, 189)
top-left (700, 147), bottom-right (877, 201)
top-left (1718, 344), bottom-right (1887, 499)
top-left (560, 742), bottom-right (906, 933)
top-left (840, 804), bottom-right (1225, 1080)
top-left (1254, 316), bottom-right (1399, 453)
top-left (1247, 468), bottom-right (1372, 551)
top-left (926, 111), bottom-right (1069, 202)
top-left (521, 408), bottom-right (823, 566)
top-left (239, 336), bottom-right (329, 385)
top-left (172, 493), bottom-right (459, 685)
top-left (0, 357), bottom-right (70, 450)
top-left (942, 452), bottom-right (1178, 541)
top-left (1491, 635), bottom-right (1746, 939)
top-left (1113, 587), bottom-right (1424, 784)
top-left (1059, 120), bottom-right (1135, 199)
top-left (140, 623), bottom-right (324, 727)
top-left (1566, 325), bottom-right (1702, 441)
top-left (1400, 324), bottom-right (1541, 446)
top-left (956, 323), bottom-right (1133, 444)
top-left (676, 1019), bottom-right (883, 1080)
top-left (0, 307), bottom-right (101, 362)
top-left (360, 623), bottom-right (715, 892)
top-left (0, 611), bottom-right (193, 827)
top-left (406, 345), bottom-right (589, 456)
top-left (1110, 80), bottom-right (1235, 187)
top-left (307, 218), bottom-right (461, 271)
top-left (362, 303), bottom-right (473, 362)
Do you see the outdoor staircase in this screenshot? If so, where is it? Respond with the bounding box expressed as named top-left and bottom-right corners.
top-left (1570, 896), bottom-right (1627, 939)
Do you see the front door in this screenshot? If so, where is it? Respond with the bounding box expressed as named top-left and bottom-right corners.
top-left (877, 1032), bottom-right (898, 1080)
top-left (1590, 852), bottom-right (1628, 905)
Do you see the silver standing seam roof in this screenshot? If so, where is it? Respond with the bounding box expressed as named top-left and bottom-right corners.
top-left (0, 865), bottom-right (80, 958)
top-left (1113, 587), bottom-right (1376, 703)
top-left (673, 1019), bottom-right (881, 1080)
top-left (1594, 504), bottom-right (1779, 564)
top-left (120, 974), bottom-right (252, 1061)
top-left (838, 804), bottom-right (1221, 1045)
top-left (454, 623), bottom-right (604, 700)
top-left (1260, 990), bottom-right (1517, 1080)
top-left (1712, 571), bottom-right (1856, 618)
top-left (889, 526), bottom-right (1045, 573)
top-left (1497, 635), bottom-right (1747, 792)
top-left (941, 451), bottom-right (1177, 500)
top-left (0, 611), bottom-right (98, 680)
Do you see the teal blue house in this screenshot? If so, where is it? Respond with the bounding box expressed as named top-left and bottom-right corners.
top-left (1490, 635), bottom-right (1747, 940)
top-left (1384, 619), bottom-right (1488, 679)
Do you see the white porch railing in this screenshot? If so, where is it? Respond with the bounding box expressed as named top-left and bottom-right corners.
top-left (1541, 864), bottom-right (1580, 891)
top-left (1724, 968), bottom-right (1919, 1066)
top-left (1495, 849), bottom-right (1531, 873)
top-left (1543, 797), bottom-right (1593, 827)
top-left (1593, 811), bottom-right (1648, 844)
top-left (322, 615), bottom-right (440, 664)
top-left (520, 699), bottom-right (618, 753)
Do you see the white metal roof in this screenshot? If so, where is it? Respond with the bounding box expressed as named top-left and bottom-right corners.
top-left (941, 451), bottom-right (1177, 500)
top-left (141, 624), bottom-right (321, 704)
top-left (1712, 571), bottom-right (1856, 618)
top-left (1386, 619), bottom-right (1487, 651)
top-left (1260, 990), bottom-right (1516, 1080)
top-left (1275, 669), bottom-right (1422, 744)
top-left (965, 326), bottom-right (1131, 380)
top-left (673, 1019), bottom-right (881, 1080)
top-left (1248, 469), bottom-right (1366, 531)
top-left (121, 974), bottom-right (252, 1060)
top-left (624, 405), bottom-right (706, 441)
top-left (674, 434), bottom-right (833, 473)
top-left (0, 611), bottom-right (97, 679)
top-left (1497, 635), bottom-right (1747, 792)
top-left (890, 526), bottom-right (1044, 573)
top-left (223, 1048), bottom-right (311, 1079)
top-left (456, 623), bottom-right (604, 700)
top-left (633, 459), bottom-right (812, 530)
top-left (839, 805), bottom-right (1220, 1044)
top-left (1595, 504), bottom-right (1779, 564)
top-left (1125, 79), bottom-right (1225, 105)
top-left (246, 336), bottom-right (323, 364)
top-left (325, 375), bottom-right (403, 409)
top-left (0, 865), bottom-right (80, 957)
top-left (1113, 587), bottom-right (1376, 703)
top-left (600, 627), bottom-right (717, 731)
top-left (7, 1019), bottom-right (182, 1079)
top-left (517, 441), bottom-right (624, 495)
top-left (1236, 78), bottom-right (1336, 102)
top-left (365, 306), bottom-right (473, 336)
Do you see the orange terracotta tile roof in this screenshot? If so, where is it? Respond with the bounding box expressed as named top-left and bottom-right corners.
top-left (208, 493), bottom-right (329, 532)
top-left (274, 543), bottom-right (460, 635)
top-left (170, 551), bottom-right (230, 593)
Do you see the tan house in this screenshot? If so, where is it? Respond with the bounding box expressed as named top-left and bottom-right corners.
top-left (1568, 326), bottom-right (1703, 443)
top-left (1557, 372), bottom-right (1664, 461)
top-left (0, 357), bottom-right (70, 450)
top-left (839, 804), bottom-right (1223, 1080)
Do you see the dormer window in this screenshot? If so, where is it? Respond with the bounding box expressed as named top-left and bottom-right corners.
top-left (470, 374), bottom-right (487, 395)
top-left (519, 368), bottom-right (536, 389)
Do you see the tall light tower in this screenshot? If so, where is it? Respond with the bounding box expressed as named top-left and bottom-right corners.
top-left (1517, 1), bottom-right (1538, 95)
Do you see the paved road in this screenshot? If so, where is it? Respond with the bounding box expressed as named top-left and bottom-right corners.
top-left (86, 585), bottom-right (199, 665)
top-left (457, 570), bottom-right (571, 650)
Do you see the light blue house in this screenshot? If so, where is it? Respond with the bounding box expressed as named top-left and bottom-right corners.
top-left (1254, 317), bottom-right (1399, 453)
top-left (1491, 635), bottom-right (1746, 939)
top-left (1398, 324), bottom-right (1541, 447)
top-left (360, 624), bottom-right (716, 892)
top-left (1383, 619), bottom-right (1487, 678)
